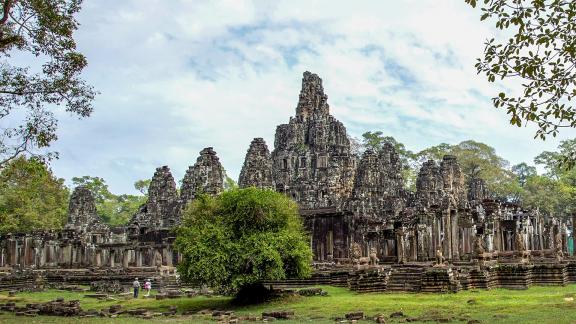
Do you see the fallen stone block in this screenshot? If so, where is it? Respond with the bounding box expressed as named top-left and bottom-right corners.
top-left (390, 311), bottom-right (405, 318)
top-left (262, 311), bottom-right (294, 319)
top-left (345, 311), bottom-right (363, 320)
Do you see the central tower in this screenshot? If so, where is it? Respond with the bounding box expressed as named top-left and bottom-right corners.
top-left (271, 71), bottom-right (356, 210)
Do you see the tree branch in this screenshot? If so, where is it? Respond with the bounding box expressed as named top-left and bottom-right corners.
top-left (0, 0), bottom-right (15, 26)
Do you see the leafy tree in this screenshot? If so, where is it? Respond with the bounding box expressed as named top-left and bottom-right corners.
top-left (71, 176), bottom-right (111, 203)
top-left (175, 187), bottom-right (312, 300)
top-left (72, 176), bottom-right (146, 225)
top-left (466, 0), bottom-right (576, 140)
top-left (134, 179), bottom-right (151, 195)
top-left (224, 175), bottom-right (238, 191)
top-left (520, 174), bottom-right (572, 218)
top-left (0, 156), bottom-right (69, 233)
top-left (416, 140), bottom-right (519, 200)
top-left (523, 138), bottom-right (576, 219)
top-left (415, 143), bottom-right (452, 164)
top-left (0, 0), bottom-right (96, 166)
top-left (98, 194), bottom-right (145, 226)
top-left (534, 138), bottom-right (576, 178)
top-left (512, 162), bottom-right (537, 187)
top-left (361, 131), bottom-right (417, 189)
top-left (361, 131), bottom-right (415, 164)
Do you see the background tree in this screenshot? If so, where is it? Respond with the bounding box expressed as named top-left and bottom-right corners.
top-left (512, 162), bottom-right (537, 187)
top-left (520, 174), bottom-right (569, 217)
top-left (0, 0), bottom-right (96, 166)
top-left (175, 187), bottom-right (312, 301)
top-left (415, 143), bottom-right (453, 164)
top-left (347, 135), bottom-right (363, 156)
top-left (71, 176), bottom-right (111, 203)
top-left (223, 175), bottom-right (238, 191)
top-left (361, 131), bottom-right (417, 189)
top-left (134, 179), bottom-right (151, 195)
top-left (416, 140), bottom-right (520, 200)
top-left (72, 176), bottom-right (147, 225)
top-left (521, 138), bottom-right (576, 219)
top-left (0, 156), bottom-right (69, 233)
top-left (466, 0), bottom-right (576, 141)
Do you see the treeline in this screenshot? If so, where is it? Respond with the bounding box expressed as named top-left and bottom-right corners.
top-left (1, 134), bottom-right (575, 234)
top-left (0, 157), bottom-right (149, 234)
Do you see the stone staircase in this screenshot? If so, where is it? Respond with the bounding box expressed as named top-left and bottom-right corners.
top-left (386, 264), bottom-right (425, 292)
top-left (468, 267), bottom-right (497, 289)
top-left (329, 271), bottom-right (351, 287)
top-left (567, 262), bottom-right (576, 283)
top-left (263, 271), bottom-right (341, 288)
top-left (348, 268), bottom-right (388, 293)
top-left (496, 264), bottom-right (533, 289)
top-left (420, 268), bottom-right (461, 293)
top-left (155, 275), bottom-right (182, 290)
top-left (531, 263), bottom-right (568, 286)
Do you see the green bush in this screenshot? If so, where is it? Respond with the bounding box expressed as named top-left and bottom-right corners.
top-left (175, 187), bottom-right (312, 295)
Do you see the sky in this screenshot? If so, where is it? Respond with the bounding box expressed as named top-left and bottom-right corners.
top-left (40, 0), bottom-right (576, 194)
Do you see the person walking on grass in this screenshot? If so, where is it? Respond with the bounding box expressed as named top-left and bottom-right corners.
top-left (144, 279), bottom-right (152, 297)
top-left (133, 278), bottom-right (140, 298)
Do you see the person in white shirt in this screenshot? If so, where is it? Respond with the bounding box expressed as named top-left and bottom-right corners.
top-left (132, 278), bottom-right (140, 298)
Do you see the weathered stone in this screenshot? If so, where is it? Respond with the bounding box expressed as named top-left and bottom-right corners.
top-left (130, 166), bottom-right (179, 229)
top-left (180, 147), bottom-right (225, 207)
top-left (468, 178), bottom-right (488, 203)
top-left (271, 71), bottom-right (356, 210)
top-left (345, 311), bottom-right (363, 320)
top-left (345, 145), bottom-right (407, 220)
top-left (262, 311), bottom-right (294, 319)
top-left (66, 186), bottom-right (108, 232)
top-left (239, 138), bottom-right (274, 189)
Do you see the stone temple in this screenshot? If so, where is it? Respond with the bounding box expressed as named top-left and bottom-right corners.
top-left (1, 72), bottom-right (575, 292)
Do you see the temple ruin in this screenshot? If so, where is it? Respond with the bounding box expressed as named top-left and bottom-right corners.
top-left (1, 71), bottom-right (575, 292)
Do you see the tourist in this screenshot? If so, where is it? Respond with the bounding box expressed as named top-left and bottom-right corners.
top-left (144, 279), bottom-right (152, 297)
top-left (133, 278), bottom-right (140, 298)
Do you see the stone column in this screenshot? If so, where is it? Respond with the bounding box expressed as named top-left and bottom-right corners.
top-left (95, 250), bottom-right (101, 267)
top-left (109, 250), bottom-right (115, 267)
top-left (451, 211), bottom-right (459, 260)
top-left (122, 250), bottom-right (129, 268)
top-left (443, 210), bottom-right (451, 260)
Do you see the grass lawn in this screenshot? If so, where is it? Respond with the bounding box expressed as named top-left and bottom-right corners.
top-left (0, 285), bottom-right (575, 323)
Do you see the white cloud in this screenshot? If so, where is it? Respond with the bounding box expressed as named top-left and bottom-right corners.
top-left (44, 0), bottom-right (576, 194)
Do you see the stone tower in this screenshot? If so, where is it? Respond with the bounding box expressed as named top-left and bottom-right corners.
top-left (239, 138), bottom-right (274, 189)
top-left (130, 166), bottom-right (180, 229)
top-left (66, 186), bottom-right (107, 232)
top-left (345, 143), bottom-right (407, 219)
top-left (468, 178), bottom-right (488, 203)
top-left (180, 147), bottom-right (225, 208)
top-left (415, 160), bottom-right (443, 210)
top-left (271, 71), bottom-right (356, 210)
top-left (415, 156), bottom-right (467, 211)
